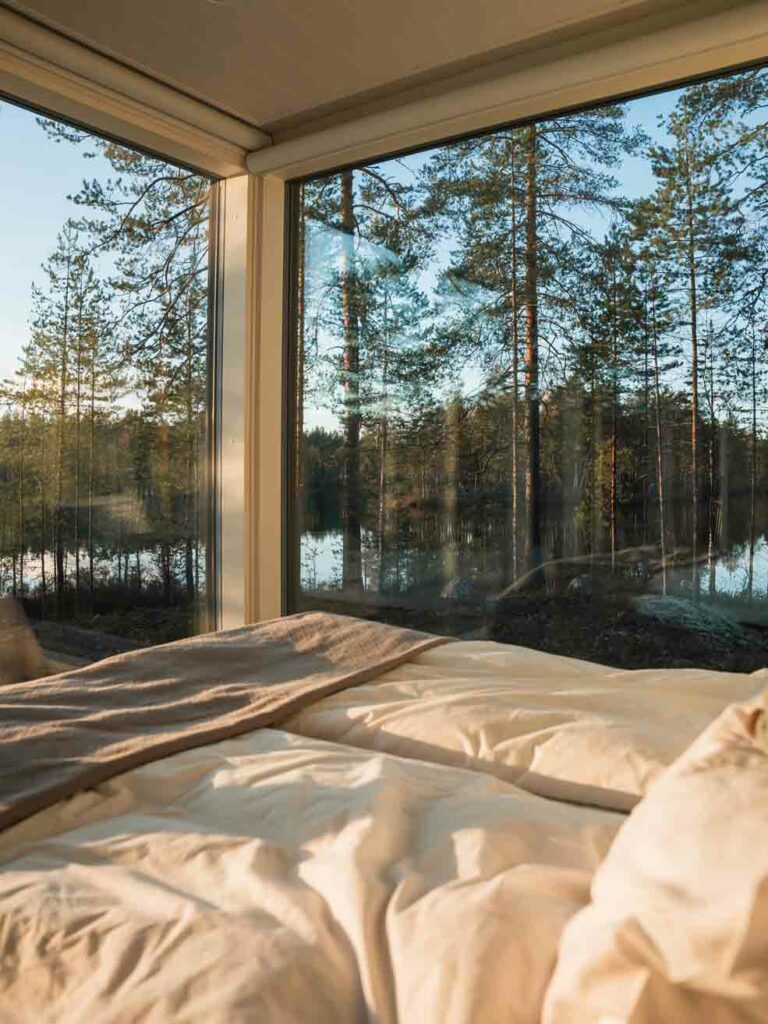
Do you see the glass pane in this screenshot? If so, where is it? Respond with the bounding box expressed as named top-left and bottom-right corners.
top-left (292, 66), bottom-right (768, 672)
top-left (0, 100), bottom-right (212, 665)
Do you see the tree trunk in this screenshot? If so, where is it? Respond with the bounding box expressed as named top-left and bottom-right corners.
top-left (610, 270), bottom-right (619, 573)
top-left (154, 325), bottom-right (173, 605)
top-left (650, 288), bottom-right (668, 595)
top-left (718, 423), bottom-right (730, 581)
top-left (748, 327), bottom-right (758, 602)
top-left (377, 417), bottom-right (388, 594)
top-left (590, 368), bottom-right (602, 565)
top-left (163, 542), bottom-right (172, 605)
top-left (444, 396), bottom-right (460, 584)
top-left (185, 538), bottom-right (194, 599)
top-left (88, 352), bottom-right (96, 607)
top-left (524, 124), bottom-right (542, 570)
top-left (40, 419), bottom-right (48, 614)
top-left (55, 250), bottom-right (72, 610)
top-left (642, 317), bottom-right (651, 554)
top-left (706, 323), bottom-right (717, 599)
top-left (184, 305), bottom-right (197, 605)
top-left (377, 288), bottom-right (389, 595)
top-left (195, 529), bottom-right (200, 594)
top-left (707, 430), bottom-right (717, 598)
top-left (17, 383), bottom-right (27, 596)
top-left (74, 283), bottom-right (84, 609)
top-left (339, 169), bottom-right (363, 591)
top-left (507, 136), bottom-right (521, 585)
top-left (683, 153), bottom-right (700, 598)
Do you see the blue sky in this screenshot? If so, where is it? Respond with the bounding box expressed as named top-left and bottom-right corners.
top-left (0, 100), bottom-right (114, 382)
top-left (0, 83), bottom-right (680, 397)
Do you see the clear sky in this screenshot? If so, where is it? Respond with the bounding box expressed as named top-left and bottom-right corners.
top-left (0, 82), bottom-right (682, 400)
top-left (0, 99), bottom-right (114, 383)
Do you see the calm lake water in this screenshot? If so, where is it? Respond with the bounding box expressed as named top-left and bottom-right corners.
top-left (300, 530), bottom-right (768, 603)
top-left (0, 546), bottom-right (206, 595)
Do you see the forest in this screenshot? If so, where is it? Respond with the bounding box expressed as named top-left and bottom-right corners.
top-left (295, 66), bottom-right (768, 670)
top-left (0, 113), bottom-right (210, 654)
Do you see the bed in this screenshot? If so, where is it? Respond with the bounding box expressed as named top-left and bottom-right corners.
top-left (0, 612), bottom-right (765, 1024)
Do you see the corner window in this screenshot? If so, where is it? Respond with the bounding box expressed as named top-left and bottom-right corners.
top-left (289, 65), bottom-right (768, 671)
top-left (0, 100), bottom-right (214, 664)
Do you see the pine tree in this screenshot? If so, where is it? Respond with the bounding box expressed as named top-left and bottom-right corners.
top-left (572, 224), bottom-right (646, 569)
top-left (298, 163), bottom-right (430, 595)
top-left (419, 107), bottom-right (642, 574)
top-left (645, 92), bottom-right (746, 594)
top-left (631, 218), bottom-right (682, 593)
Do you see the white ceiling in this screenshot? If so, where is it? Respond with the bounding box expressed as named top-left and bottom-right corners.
top-left (0, 0), bottom-right (717, 138)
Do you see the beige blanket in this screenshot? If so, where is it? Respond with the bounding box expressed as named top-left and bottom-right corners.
top-left (0, 612), bottom-right (449, 832)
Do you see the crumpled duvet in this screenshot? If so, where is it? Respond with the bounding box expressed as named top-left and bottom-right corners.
top-left (0, 728), bottom-right (622, 1024)
top-left (285, 640), bottom-right (764, 811)
top-left (2, 635), bottom-right (758, 1024)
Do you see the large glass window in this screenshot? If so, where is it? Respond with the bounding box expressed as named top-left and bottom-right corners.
top-left (290, 65), bottom-right (768, 671)
top-left (0, 100), bottom-right (213, 664)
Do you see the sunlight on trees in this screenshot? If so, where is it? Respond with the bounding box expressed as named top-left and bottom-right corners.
top-left (294, 66), bottom-right (768, 672)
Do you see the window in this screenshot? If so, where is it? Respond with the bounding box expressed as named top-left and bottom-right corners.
top-left (289, 64), bottom-right (768, 672)
top-left (0, 100), bottom-right (214, 664)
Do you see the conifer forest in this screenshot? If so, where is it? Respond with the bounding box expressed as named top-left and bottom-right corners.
top-left (0, 111), bottom-right (210, 655)
top-left (295, 66), bottom-right (768, 670)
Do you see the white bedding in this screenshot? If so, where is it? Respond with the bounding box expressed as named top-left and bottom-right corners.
top-left (1, 636), bottom-right (760, 1024)
top-left (0, 728), bottom-right (621, 1024)
top-left (285, 641), bottom-right (765, 810)
top-left (544, 700), bottom-right (768, 1023)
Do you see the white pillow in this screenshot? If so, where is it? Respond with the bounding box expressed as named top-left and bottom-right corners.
top-left (542, 695), bottom-right (768, 1023)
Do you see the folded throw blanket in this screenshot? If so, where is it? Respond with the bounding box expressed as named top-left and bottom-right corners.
top-left (0, 611), bottom-right (449, 831)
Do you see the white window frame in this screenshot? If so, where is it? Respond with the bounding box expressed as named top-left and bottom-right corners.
top-left (216, 173), bottom-right (286, 628)
top-left (2, 1), bottom-right (768, 628)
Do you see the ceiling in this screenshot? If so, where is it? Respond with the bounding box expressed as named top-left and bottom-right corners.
top-left (0, 0), bottom-right (729, 140)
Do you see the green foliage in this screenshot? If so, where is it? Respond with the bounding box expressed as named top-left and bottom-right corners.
top-left (297, 67), bottom-right (768, 614)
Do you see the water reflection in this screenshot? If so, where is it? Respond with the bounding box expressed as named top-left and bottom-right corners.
top-left (302, 530), bottom-right (768, 605)
top-left (299, 529), bottom-right (768, 671)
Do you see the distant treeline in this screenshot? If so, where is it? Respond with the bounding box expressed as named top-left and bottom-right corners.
top-left (302, 387), bottom-right (766, 597)
top-left (0, 409), bottom-right (206, 607)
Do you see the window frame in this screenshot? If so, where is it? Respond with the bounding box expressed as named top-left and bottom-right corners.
top-left (4, 3), bottom-right (768, 629)
top-left (247, 4), bottom-right (768, 180)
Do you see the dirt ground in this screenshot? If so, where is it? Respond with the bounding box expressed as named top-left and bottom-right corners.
top-left (300, 588), bottom-right (768, 673)
top-left (489, 592), bottom-right (768, 672)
